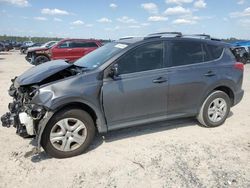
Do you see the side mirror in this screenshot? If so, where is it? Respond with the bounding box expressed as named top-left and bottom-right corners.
top-left (109, 64), bottom-right (119, 78)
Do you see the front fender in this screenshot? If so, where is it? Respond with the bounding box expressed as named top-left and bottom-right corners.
top-left (36, 98), bottom-right (108, 149)
top-left (36, 111), bottom-right (54, 148)
top-left (50, 97), bottom-right (108, 134)
top-left (32, 73), bottom-right (108, 148)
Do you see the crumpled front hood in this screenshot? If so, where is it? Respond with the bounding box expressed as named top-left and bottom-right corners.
top-left (16, 60), bottom-right (72, 86)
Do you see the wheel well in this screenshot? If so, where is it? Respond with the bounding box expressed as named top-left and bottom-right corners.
top-left (214, 86), bottom-right (234, 105)
top-left (35, 53), bottom-right (50, 60)
top-left (56, 102), bottom-right (97, 127)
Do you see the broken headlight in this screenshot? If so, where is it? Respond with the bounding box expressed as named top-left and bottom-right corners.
top-left (26, 86), bottom-right (39, 99)
top-left (26, 104), bottom-right (46, 120)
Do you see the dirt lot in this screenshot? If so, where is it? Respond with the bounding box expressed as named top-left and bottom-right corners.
top-left (0, 51), bottom-right (249, 188)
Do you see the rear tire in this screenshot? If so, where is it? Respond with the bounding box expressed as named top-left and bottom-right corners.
top-left (197, 91), bottom-right (231, 127)
top-left (34, 55), bottom-right (49, 65)
top-left (41, 109), bottom-right (96, 158)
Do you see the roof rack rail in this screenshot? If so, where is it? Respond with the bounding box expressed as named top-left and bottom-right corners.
top-left (210, 38), bottom-right (221, 41)
top-left (119, 36), bottom-right (136, 40)
top-left (183, 34), bottom-right (211, 39)
top-left (144, 32), bottom-right (182, 40)
top-left (182, 34), bottom-right (222, 41)
top-left (148, 32), bottom-right (182, 36)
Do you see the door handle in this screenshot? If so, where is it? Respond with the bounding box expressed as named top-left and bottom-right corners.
top-left (67, 49), bottom-right (73, 51)
top-left (204, 71), bottom-right (216, 77)
top-left (153, 77), bottom-right (167, 83)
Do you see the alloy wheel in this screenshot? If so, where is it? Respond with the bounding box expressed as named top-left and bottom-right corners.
top-left (208, 98), bottom-right (227, 123)
top-left (50, 118), bottom-right (87, 152)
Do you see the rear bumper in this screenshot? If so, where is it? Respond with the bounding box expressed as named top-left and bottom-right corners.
top-left (233, 89), bottom-right (244, 106)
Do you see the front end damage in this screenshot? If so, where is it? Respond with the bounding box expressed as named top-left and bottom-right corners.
top-left (1, 60), bottom-right (102, 157)
top-left (1, 60), bottom-right (86, 154)
top-left (1, 78), bottom-right (47, 138)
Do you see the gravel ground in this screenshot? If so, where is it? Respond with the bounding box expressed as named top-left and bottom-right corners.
top-left (0, 51), bottom-right (249, 188)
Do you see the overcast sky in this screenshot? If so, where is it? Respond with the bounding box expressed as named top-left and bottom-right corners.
top-left (0, 0), bottom-right (250, 39)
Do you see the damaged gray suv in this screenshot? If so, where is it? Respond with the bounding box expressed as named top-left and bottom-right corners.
top-left (1, 33), bottom-right (244, 158)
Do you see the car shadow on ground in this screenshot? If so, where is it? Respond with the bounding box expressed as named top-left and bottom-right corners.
top-left (28, 117), bottom-right (197, 162)
top-left (103, 118), bottom-right (196, 143)
top-left (0, 52), bottom-right (10, 55)
top-left (28, 112), bottom-right (234, 162)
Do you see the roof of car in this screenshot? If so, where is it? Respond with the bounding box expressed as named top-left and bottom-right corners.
top-left (117, 37), bottom-right (144, 44)
top-left (117, 35), bottom-right (230, 48)
top-left (60, 38), bottom-right (101, 42)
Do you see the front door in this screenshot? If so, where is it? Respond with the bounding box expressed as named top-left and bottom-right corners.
top-left (102, 42), bottom-right (169, 128)
top-left (52, 41), bottom-right (74, 61)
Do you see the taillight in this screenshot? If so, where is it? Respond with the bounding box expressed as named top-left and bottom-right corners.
top-left (234, 62), bottom-right (244, 71)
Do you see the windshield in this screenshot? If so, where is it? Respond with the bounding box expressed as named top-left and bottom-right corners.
top-left (43, 41), bottom-right (57, 48)
top-left (74, 42), bottom-right (128, 69)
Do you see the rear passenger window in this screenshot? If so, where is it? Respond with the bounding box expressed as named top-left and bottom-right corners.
top-left (72, 42), bottom-right (98, 48)
top-left (170, 41), bottom-right (204, 66)
top-left (206, 44), bottom-right (223, 60)
top-left (85, 42), bottom-right (98, 47)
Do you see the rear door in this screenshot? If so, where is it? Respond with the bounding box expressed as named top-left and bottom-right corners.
top-left (167, 40), bottom-right (222, 115)
top-left (81, 41), bottom-right (100, 56)
top-left (70, 41), bottom-right (99, 61)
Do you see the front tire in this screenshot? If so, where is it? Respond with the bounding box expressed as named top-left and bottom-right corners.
top-left (41, 109), bottom-right (96, 158)
top-left (197, 91), bottom-right (231, 127)
top-left (34, 55), bottom-right (49, 65)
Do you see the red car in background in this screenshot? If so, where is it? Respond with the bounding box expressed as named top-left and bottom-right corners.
top-left (25, 39), bottom-right (102, 65)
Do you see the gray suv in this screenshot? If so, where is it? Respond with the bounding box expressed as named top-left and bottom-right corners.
top-left (1, 32), bottom-right (244, 158)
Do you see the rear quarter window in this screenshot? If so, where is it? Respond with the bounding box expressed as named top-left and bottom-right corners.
top-left (205, 44), bottom-right (224, 61)
top-left (224, 48), bottom-right (236, 61)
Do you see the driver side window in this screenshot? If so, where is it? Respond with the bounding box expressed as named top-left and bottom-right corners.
top-left (117, 42), bottom-right (164, 75)
top-left (58, 41), bottom-right (72, 48)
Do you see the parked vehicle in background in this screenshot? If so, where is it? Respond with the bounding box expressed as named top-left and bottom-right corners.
top-left (51, 39), bottom-right (102, 62)
top-left (239, 46), bottom-right (250, 63)
top-left (25, 41), bottom-right (58, 65)
top-left (0, 42), bottom-right (5, 52)
top-left (1, 32), bottom-right (244, 158)
top-left (20, 42), bottom-right (42, 54)
top-left (232, 41), bottom-right (250, 63)
top-left (20, 41), bottom-right (34, 54)
top-left (231, 46), bottom-right (249, 64)
top-left (12, 42), bottom-right (23, 50)
top-left (0, 41), bottom-right (14, 51)
top-left (25, 39), bottom-right (102, 65)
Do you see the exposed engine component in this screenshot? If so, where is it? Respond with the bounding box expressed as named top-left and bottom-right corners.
top-left (1, 61), bottom-right (85, 139)
top-left (1, 78), bottom-right (46, 138)
top-left (39, 66), bottom-right (82, 85)
top-left (1, 112), bottom-right (13, 128)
